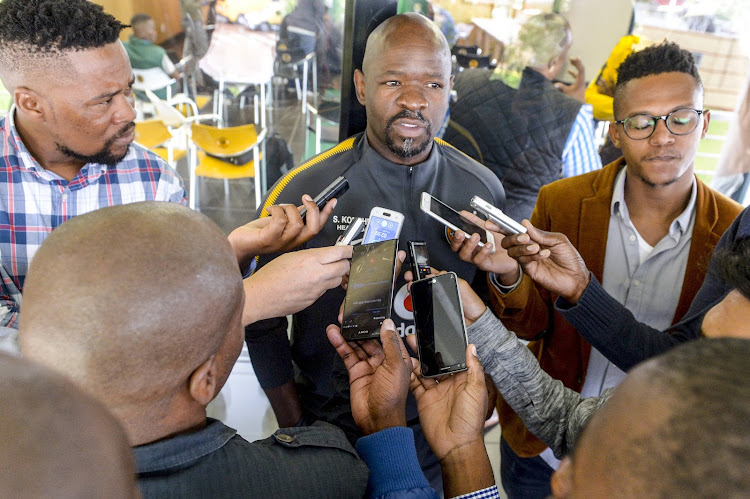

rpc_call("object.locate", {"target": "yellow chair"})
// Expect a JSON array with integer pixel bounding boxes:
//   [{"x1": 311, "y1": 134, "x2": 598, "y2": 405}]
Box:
[
  {"x1": 189, "y1": 121, "x2": 267, "y2": 210},
  {"x1": 134, "y1": 119, "x2": 188, "y2": 166}
]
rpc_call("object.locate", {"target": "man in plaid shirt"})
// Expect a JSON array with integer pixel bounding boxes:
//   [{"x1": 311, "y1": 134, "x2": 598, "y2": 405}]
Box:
[{"x1": 0, "y1": 0, "x2": 188, "y2": 331}]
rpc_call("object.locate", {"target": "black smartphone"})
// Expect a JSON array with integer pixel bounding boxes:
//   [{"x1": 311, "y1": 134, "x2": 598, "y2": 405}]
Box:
[
  {"x1": 299, "y1": 176, "x2": 349, "y2": 222},
  {"x1": 341, "y1": 239, "x2": 399, "y2": 341},
  {"x1": 420, "y1": 192, "x2": 493, "y2": 247},
  {"x1": 411, "y1": 272, "x2": 469, "y2": 377},
  {"x1": 408, "y1": 241, "x2": 431, "y2": 281}
]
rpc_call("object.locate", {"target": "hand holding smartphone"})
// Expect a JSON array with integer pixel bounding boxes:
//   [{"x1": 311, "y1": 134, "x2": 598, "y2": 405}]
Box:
[
  {"x1": 470, "y1": 196, "x2": 526, "y2": 235},
  {"x1": 411, "y1": 272, "x2": 469, "y2": 377},
  {"x1": 420, "y1": 193, "x2": 494, "y2": 248},
  {"x1": 299, "y1": 176, "x2": 349, "y2": 223}
]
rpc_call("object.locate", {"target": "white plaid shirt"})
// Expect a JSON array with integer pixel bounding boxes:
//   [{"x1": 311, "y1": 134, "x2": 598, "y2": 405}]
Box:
[{"x1": 0, "y1": 109, "x2": 187, "y2": 327}]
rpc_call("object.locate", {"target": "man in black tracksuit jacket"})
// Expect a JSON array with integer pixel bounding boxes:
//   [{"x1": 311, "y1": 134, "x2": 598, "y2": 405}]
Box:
[{"x1": 245, "y1": 14, "x2": 505, "y2": 491}]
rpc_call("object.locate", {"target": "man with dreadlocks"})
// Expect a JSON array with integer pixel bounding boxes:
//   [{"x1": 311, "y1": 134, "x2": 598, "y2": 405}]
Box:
[{"x1": 0, "y1": 0, "x2": 187, "y2": 331}]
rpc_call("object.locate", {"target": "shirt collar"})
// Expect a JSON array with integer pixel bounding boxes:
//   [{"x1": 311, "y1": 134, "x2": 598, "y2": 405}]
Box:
[
  {"x1": 133, "y1": 418, "x2": 237, "y2": 473},
  {"x1": 611, "y1": 164, "x2": 698, "y2": 237},
  {"x1": 5, "y1": 106, "x2": 45, "y2": 173}
]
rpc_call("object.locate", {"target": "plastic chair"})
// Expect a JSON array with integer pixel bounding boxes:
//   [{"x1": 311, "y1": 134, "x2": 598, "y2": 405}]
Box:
[
  {"x1": 188, "y1": 120, "x2": 267, "y2": 210},
  {"x1": 132, "y1": 67, "x2": 177, "y2": 104},
  {"x1": 133, "y1": 119, "x2": 187, "y2": 166}
]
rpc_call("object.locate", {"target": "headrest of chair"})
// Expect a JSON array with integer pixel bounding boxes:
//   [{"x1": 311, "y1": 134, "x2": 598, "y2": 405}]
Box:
[{"x1": 132, "y1": 67, "x2": 175, "y2": 92}]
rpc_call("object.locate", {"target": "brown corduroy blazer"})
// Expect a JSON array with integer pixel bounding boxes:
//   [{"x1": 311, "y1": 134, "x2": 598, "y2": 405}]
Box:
[{"x1": 490, "y1": 157, "x2": 742, "y2": 457}]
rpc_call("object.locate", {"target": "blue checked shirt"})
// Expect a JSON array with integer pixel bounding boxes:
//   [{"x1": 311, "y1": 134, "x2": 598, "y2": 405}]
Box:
[
  {"x1": 0, "y1": 109, "x2": 187, "y2": 327},
  {"x1": 561, "y1": 104, "x2": 602, "y2": 177}
]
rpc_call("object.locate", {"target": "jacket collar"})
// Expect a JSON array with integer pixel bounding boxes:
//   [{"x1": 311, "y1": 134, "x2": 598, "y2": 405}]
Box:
[{"x1": 579, "y1": 156, "x2": 725, "y2": 324}]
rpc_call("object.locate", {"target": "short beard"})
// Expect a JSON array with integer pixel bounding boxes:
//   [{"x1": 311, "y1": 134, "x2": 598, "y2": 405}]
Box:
[
  {"x1": 56, "y1": 122, "x2": 135, "y2": 166},
  {"x1": 384, "y1": 110, "x2": 432, "y2": 159}
]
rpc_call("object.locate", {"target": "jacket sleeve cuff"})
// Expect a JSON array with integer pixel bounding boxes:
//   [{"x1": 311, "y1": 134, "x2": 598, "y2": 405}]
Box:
[
  {"x1": 355, "y1": 427, "x2": 431, "y2": 496},
  {"x1": 555, "y1": 273, "x2": 621, "y2": 338}
]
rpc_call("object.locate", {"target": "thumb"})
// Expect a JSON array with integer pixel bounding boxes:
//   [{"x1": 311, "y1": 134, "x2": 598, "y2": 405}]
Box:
[
  {"x1": 465, "y1": 344, "x2": 486, "y2": 392},
  {"x1": 380, "y1": 319, "x2": 409, "y2": 365},
  {"x1": 522, "y1": 220, "x2": 557, "y2": 249}
]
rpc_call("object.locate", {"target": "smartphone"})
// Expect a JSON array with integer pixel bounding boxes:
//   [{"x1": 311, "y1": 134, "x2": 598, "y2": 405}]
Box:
[
  {"x1": 336, "y1": 217, "x2": 366, "y2": 246},
  {"x1": 411, "y1": 272, "x2": 469, "y2": 377},
  {"x1": 419, "y1": 192, "x2": 493, "y2": 247},
  {"x1": 470, "y1": 196, "x2": 527, "y2": 235},
  {"x1": 341, "y1": 239, "x2": 399, "y2": 341},
  {"x1": 408, "y1": 241, "x2": 431, "y2": 281},
  {"x1": 362, "y1": 207, "x2": 404, "y2": 244},
  {"x1": 299, "y1": 176, "x2": 349, "y2": 222}
]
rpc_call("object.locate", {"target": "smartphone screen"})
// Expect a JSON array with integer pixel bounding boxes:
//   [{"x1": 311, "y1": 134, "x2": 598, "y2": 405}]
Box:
[
  {"x1": 422, "y1": 194, "x2": 489, "y2": 245},
  {"x1": 411, "y1": 272, "x2": 468, "y2": 377},
  {"x1": 363, "y1": 214, "x2": 402, "y2": 244},
  {"x1": 341, "y1": 239, "x2": 399, "y2": 340}
]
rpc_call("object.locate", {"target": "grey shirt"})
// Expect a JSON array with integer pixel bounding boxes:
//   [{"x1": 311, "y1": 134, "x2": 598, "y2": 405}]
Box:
[
  {"x1": 134, "y1": 418, "x2": 368, "y2": 498},
  {"x1": 468, "y1": 308, "x2": 612, "y2": 458}
]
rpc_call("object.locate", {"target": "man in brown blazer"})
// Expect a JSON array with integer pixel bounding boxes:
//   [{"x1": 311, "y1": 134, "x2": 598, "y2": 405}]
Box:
[{"x1": 451, "y1": 42, "x2": 742, "y2": 498}]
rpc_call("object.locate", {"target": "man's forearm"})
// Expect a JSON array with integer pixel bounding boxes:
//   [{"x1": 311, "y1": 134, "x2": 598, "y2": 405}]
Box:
[
  {"x1": 265, "y1": 381, "x2": 303, "y2": 427},
  {"x1": 556, "y1": 276, "x2": 691, "y2": 371},
  {"x1": 468, "y1": 309, "x2": 589, "y2": 457},
  {"x1": 440, "y1": 441, "x2": 495, "y2": 498}
]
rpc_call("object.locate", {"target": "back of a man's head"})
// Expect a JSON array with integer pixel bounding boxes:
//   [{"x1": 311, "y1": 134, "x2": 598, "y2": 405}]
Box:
[
  {"x1": 130, "y1": 13, "x2": 153, "y2": 27},
  {"x1": 0, "y1": 353, "x2": 137, "y2": 498},
  {"x1": 613, "y1": 41, "x2": 702, "y2": 115},
  {"x1": 19, "y1": 202, "x2": 244, "y2": 414},
  {"x1": 516, "y1": 13, "x2": 572, "y2": 68},
  {"x1": 570, "y1": 338, "x2": 750, "y2": 497},
  {"x1": 0, "y1": 0, "x2": 123, "y2": 89}
]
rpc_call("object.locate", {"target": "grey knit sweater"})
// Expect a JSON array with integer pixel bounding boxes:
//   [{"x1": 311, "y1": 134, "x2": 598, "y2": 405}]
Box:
[{"x1": 467, "y1": 308, "x2": 613, "y2": 457}]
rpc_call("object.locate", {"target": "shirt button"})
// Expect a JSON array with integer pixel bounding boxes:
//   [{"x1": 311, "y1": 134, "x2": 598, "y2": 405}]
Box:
[
  {"x1": 629, "y1": 235, "x2": 636, "y2": 242},
  {"x1": 634, "y1": 280, "x2": 641, "y2": 286},
  {"x1": 275, "y1": 433, "x2": 295, "y2": 443}
]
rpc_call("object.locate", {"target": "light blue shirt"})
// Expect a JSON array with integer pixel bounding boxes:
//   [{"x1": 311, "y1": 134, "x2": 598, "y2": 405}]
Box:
[{"x1": 561, "y1": 104, "x2": 602, "y2": 178}]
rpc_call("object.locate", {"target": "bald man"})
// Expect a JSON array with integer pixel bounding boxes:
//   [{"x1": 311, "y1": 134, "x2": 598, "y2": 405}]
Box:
[
  {"x1": 244, "y1": 13, "x2": 505, "y2": 490},
  {"x1": 0, "y1": 0, "x2": 186, "y2": 333},
  {"x1": 551, "y1": 338, "x2": 750, "y2": 497},
  {"x1": 0, "y1": 0, "x2": 348, "y2": 346},
  {"x1": 0, "y1": 353, "x2": 137, "y2": 498},
  {"x1": 20, "y1": 202, "x2": 368, "y2": 497}
]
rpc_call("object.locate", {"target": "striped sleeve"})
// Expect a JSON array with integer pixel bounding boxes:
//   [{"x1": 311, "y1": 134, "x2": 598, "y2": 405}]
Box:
[{"x1": 561, "y1": 104, "x2": 602, "y2": 178}]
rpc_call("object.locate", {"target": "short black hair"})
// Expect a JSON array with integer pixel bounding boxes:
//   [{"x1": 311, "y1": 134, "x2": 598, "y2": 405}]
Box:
[
  {"x1": 711, "y1": 236, "x2": 750, "y2": 302},
  {"x1": 613, "y1": 42, "x2": 702, "y2": 116},
  {"x1": 616, "y1": 338, "x2": 750, "y2": 497},
  {"x1": 0, "y1": 0, "x2": 123, "y2": 55},
  {"x1": 130, "y1": 13, "x2": 153, "y2": 28}
]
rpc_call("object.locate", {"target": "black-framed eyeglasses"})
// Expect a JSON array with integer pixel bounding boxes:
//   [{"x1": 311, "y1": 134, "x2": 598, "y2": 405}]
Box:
[{"x1": 613, "y1": 108, "x2": 704, "y2": 140}]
